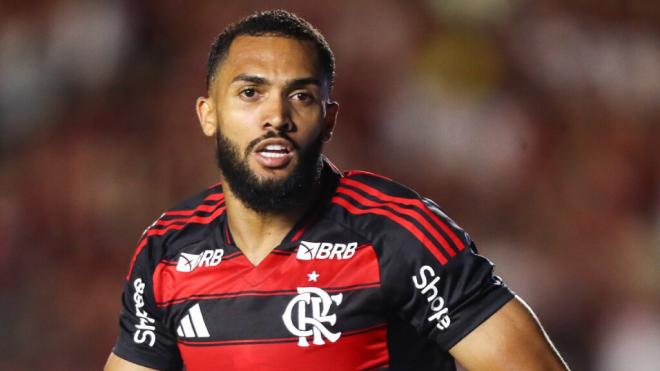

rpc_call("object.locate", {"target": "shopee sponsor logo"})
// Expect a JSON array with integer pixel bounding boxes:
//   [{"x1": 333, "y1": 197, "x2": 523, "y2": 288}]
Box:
[
  {"x1": 132, "y1": 278, "x2": 156, "y2": 346},
  {"x1": 412, "y1": 265, "x2": 451, "y2": 331}
]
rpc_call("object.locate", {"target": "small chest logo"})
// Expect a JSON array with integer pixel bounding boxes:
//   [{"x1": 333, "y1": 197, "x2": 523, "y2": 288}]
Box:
[
  {"x1": 176, "y1": 249, "x2": 224, "y2": 272},
  {"x1": 282, "y1": 287, "x2": 343, "y2": 347},
  {"x1": 176, "y1": 303, "x2": 210, "y2": 338},
  {"x1": 297, "y1": 241, "x2": 357, "y2": 260}
]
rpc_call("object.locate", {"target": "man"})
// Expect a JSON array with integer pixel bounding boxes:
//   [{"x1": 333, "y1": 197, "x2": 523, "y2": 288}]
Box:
[{"x1": 105, "y1": 10, "x2": 569, "y2": 371}]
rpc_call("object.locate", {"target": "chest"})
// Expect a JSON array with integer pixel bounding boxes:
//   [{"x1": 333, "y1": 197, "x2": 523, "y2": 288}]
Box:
[
  {"x1": 154, "y1": 237, "x2": 390, "y2": 369},
  {"x1": 156, "y1": 239, "x2": 385, "y2": 338}
]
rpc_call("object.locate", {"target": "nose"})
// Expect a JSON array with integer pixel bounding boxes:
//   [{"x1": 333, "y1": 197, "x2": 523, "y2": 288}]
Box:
[{"x1": 262, "y1": 95, "x2": 293, "y2": 132}]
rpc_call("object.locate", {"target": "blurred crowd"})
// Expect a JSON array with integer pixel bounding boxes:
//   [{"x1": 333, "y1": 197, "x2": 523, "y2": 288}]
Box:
[{"x1": 1, "y1": 0, "x2": 658, "y2": 370}]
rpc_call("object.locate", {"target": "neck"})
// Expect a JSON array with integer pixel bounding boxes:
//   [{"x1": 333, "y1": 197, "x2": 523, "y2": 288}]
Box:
[{"x1": 223, "y1": 181, "x2": 319, "y2": 266}]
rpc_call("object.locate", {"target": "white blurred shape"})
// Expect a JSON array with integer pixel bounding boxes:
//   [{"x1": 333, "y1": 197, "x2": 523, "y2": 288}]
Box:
[
  {"x1": 425, "y1": 0, "x2": 516, "y2": 24},
  {"x1": 381, "y1": 80, "x2": 535, "y2": 193},
  {"x1": 513, "y1": 16, "x2": 660, "y2": 116},
  {"x1": 47, "y1": 0, "x2": 131, "y2": 89},
  {"x1": 0, "y1": 20, "x2": 58, "y2": 145},
  {"x1": 595, "y1": 305, "x2": 660, "y2": 371}
]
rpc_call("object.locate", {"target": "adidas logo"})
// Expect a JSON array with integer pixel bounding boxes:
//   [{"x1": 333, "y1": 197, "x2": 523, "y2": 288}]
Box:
[
  {"x1": 176, "y1": 249, "x2": 224, "y2": 272},
  {"x1": 176, "y1": 303, "x2": 210, "y2": 338}
]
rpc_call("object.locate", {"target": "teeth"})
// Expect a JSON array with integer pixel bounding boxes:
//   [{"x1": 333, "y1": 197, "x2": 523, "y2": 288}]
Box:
[
  {"x1": 264, "y1": 144, "x2": 286, "y2": 151},
  {"x1": 260, "y1": 152, "x2": 287, "y2": 158}
]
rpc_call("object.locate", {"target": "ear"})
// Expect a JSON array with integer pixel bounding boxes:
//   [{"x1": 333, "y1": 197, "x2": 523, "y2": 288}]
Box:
[
  {"x1": 322, "y1": 100, "x2": 339, "y2": 142},
  {"x1": 196, "y1": 96, "x2": 217, "y2": 137}
]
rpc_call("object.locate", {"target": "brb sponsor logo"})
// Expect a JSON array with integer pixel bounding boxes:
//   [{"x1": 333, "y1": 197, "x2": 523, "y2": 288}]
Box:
[
  {"x1": 297, "y1": 241, "x2": 357, "y2": 260},
  {"x1": 132, "y1": 278, "x2": 156, "y2": 346},
  {"x1": 412, "y1": 265, "x2": 451, "y2": 331},
  {"x1": 176, "y1": 249, "x2": 223, "y2": 272},
  {"x1": 282, "y1": 287, "x2": 343, "y2": 347}
]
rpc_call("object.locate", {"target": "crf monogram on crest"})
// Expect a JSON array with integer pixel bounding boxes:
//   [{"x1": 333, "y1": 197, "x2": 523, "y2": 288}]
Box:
[{"x1": 282, "y1": 287, "x2": 343, "y2": 347}]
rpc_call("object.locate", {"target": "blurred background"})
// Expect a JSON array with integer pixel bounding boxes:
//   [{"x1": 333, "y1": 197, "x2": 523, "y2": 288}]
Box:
[{"x1": 1, "y1": 0, "x2": 659, "y2": 370}]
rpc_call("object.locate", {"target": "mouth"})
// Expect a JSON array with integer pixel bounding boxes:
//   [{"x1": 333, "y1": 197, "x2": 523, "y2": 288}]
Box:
[{"x1": 252, "y1": 138, "x2": 295, "y2": 169}]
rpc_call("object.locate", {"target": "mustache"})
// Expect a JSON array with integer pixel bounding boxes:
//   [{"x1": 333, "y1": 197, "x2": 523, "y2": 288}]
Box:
[{"x1": 244, "y1": 131, "x2": 298, "y2": 157}]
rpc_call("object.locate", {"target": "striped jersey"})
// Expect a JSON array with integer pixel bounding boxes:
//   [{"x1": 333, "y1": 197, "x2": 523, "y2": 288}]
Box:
[{"x1": 112, "y1": 160, "x2": 514, "y2": 370}]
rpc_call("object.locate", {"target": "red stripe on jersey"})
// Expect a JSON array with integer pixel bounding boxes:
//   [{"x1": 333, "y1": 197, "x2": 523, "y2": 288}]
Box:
[
  {"x1": 332, "y1": 196, "x2": 448, "y2": 265},
  {"x1": 152, "y1": 244, "x2": 380, "y2": 307},
  {"x1": 290, "y1": 216, "x2": 322, "y2": 242},
  {"x1": 290, "y1": 225, "x2": 307, "y2": 242},
  {"x1": 146, "y1": 206, "x2": 225, "y2": 237},
  {"x1": 124, "y1": 204, "x2": 226, "y2": 280},
  {"x1": 341, "y1": 178, "x2": 465, "y2": 251},
  {"x1": 343, "y1": 170, "x2": 392, "y2": 181},
  {"x1": 162, "y1": 194, "x2": 225, "y2": 217},
  {"x1": 337, "y1": 186, "x2": 456, "y2": 257},
  {"x1": 202, "y1": 192, "x2": 224, "y2": 201},
  {"x1": 178, "y1": 325, "x2": 388, "y2": 371},
  {"x1": 155, "y1": 202, "x2": 225, "y2": 228},
  {"x1": 179, "y1": 323, "x2": 385, "y2": 346},
  {"x1": 223, "y1": 221, "x2": 233, "y2": 244}
]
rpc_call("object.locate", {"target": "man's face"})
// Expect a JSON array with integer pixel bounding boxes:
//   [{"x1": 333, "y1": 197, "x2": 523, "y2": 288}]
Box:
[{"x1": 197, "y1": 35, "x2": 338, "y2": 213}]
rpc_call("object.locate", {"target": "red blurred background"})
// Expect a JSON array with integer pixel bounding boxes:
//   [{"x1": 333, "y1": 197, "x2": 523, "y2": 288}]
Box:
[{"x1": 1, "y1": 1, "x2": 659, "y2": 370}]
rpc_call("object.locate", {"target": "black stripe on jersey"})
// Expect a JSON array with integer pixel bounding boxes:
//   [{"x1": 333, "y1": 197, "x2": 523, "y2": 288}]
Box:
[
  {"x1": 126, "y1": 204, "x2": 226, "y2": 280},
  {"x1": 339, "y1": 174, "x2": 468, "y2": 253},
  {"x1": 421, "y1": 197, "x2": 470, "y2": 248},
  {"x1": 168, "y1": 287, "x2": 385, "y2": 344},
  {"x1": 336, "y1": 182, "x2": 462, "y2": 256},
  {"x1": 331, "y1": 193, "x2": 448, "y2": 265},
  {"x1": 152, "y1": 201, "x2": 226, "y2": 227},
  {"x1": 178, "y1": 323, "x2": 388, "y2": 347},
  {"x1": 332, "y1": 191, "x2": 459, "y2": 266},
  {"x1": 270, "y1": 250, "x2": 293, "y2": 256}
]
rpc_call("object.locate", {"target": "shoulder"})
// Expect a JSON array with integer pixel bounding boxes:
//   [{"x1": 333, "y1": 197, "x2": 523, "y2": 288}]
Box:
[
  {"x1": 329, "y1": 170, "x2": 469, "y2": 265},
  {"x1": 339, "y1": 170, "x2": 420, "y2": 199},
  {"x1": 124, "y1": 184, "x2": 225, "y2": 279},
  {"x1": 144, "y1": 183, "x2": 225, "y2": 243}
]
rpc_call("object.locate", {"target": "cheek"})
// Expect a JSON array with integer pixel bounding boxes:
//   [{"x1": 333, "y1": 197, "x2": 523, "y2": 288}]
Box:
[
  {"x1": 291, "y1": 107, "x2": 325, "y2": 138},
  {"x1": 217, "y1": 123, "x2": 252, "y2": 158}
]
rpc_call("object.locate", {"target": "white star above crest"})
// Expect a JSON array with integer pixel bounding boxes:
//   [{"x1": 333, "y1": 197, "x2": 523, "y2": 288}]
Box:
[{"x1": 307, "y1": 270, "x2": 320, "y2": 282}]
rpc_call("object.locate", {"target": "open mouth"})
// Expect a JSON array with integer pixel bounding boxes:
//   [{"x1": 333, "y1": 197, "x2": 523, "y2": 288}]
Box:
[
  {"x1": 253, "y1": 138, "x2": 295, "y2": 169},
  {"x1": 257, "y1": 144, "x2": 290, "y2": 158}
]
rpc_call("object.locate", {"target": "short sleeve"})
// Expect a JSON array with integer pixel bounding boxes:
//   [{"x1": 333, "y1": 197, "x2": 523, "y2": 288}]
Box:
[
  {"x1": 112, "y1": 238, "x2": 183, "y2": 370},
  {"x1": 378, "y1": 200, "x2": 514, "y2": 350}
]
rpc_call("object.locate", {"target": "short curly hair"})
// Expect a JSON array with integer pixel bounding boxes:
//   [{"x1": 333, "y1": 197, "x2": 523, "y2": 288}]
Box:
[{"x1": 206, "y1": 10, "x2": 335, "y2": 93}]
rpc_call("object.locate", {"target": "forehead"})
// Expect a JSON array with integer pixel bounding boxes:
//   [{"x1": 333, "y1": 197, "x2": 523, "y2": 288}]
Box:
[{"x1": 214, "y1": 35, "x2": 322, "y2": 86}]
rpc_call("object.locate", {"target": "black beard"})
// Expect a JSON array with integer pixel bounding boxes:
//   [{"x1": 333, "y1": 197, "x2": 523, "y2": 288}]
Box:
[{"x1": 215, "y1": 130, "x2": 324, "y2": 214}]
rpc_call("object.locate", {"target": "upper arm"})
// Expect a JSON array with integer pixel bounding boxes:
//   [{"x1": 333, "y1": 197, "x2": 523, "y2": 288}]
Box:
[
  {"x1": 376, "y1": 213, "x2": 514, "y2": 350},
  {"x1": 104, "y1": 353, "x2": 160, "y2": 371},
  {"x1": 110, "y1": 237, "x2": 183, "y2": 370},
  {"x1": 450, "y1": 296, "x2": 570, "y2": 371}
]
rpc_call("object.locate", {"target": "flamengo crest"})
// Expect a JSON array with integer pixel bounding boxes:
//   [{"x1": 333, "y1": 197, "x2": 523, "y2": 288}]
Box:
[{"x1": 282, "y1": 287, "x2": 343, "y2": 347}]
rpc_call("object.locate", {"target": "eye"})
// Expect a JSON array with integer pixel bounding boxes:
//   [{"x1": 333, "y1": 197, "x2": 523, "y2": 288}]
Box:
[
  {"x1": 291, "y1": 92, "x2": 314, "y2": 104},
  {"x1": 239, "y1": 88, "x2": 258, "y2": 100}
]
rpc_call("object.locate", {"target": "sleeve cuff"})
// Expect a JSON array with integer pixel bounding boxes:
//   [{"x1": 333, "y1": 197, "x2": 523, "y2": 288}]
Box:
[{"x1": 438, "y1": 285, "x2": 515, "y2": 350}]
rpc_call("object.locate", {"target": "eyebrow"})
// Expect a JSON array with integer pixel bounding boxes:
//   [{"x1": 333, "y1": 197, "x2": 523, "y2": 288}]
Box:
[
  {"x1": 230, "y1": 74, "x2": 322, "y2": 89},
  {"x1": 231, "y1": 74, "x2": 267, "y2": 85},
  {"x1": 288, "y1": 77, "x2": 322, "y2": 88}
]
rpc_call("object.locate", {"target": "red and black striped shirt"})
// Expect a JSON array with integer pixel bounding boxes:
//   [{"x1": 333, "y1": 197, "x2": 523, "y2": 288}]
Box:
[{"x1": 112, "y1": 159, "x2": 513, "y2": 370}]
